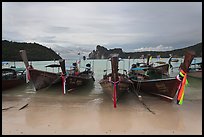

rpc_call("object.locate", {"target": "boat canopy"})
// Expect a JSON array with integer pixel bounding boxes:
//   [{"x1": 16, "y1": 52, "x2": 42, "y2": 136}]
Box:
[{"x1": 45, "y1": 64, "x2": 61, "y2": 68}]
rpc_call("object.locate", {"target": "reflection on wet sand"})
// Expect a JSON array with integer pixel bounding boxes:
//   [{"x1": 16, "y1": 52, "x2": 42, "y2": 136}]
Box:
[{"x1": 145, "y1": 101, "x2": 185, "y2": 131}]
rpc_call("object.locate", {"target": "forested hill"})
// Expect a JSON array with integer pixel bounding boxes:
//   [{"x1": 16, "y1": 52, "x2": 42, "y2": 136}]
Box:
[
  {"x1": 2, "y1": 40, "x2": 62, "y2": 61},
  {"x1": 88, "y1": 42, "x2": 202, "y2": 59}
]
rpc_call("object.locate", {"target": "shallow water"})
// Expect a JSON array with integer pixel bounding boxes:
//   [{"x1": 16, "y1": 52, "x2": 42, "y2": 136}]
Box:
[{"x1": 2, "y1": 58, "x2": 202, "y2": 135}]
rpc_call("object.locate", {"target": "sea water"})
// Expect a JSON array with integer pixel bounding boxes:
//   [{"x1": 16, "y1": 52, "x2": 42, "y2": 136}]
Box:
[{"x1": 2, "y1": 57, "x2": 202, "y2": 98}]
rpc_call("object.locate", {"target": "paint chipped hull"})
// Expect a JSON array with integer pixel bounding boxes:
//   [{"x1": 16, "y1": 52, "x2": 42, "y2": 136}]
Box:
[
  {"x1": 65, "y1": 73, "x2": 95, "y2": 90},
  {"x1": 2, "y1": 68, "x2": 26, "y2": 91},
  {"x1": 132, "y1": 77, "x2": 180, "y2": 100},
  {"x1": 29, "y1": 69, "x2": 61, "y2": 91},
  {"x1": 99, "y1": 75, "x2": 131, "y2": 101},
  {"x1": 2, "y1": 79, "x2": 25, "y2": 90}
]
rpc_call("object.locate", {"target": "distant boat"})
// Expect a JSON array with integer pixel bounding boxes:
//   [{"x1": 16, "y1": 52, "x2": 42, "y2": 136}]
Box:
[
  {"x1": 128, "y1": 51, "x2": 195, "y2": 101},
  {"x1": 188, "y1": 62, "x2": 202, "y2": 79},
  {"x1": 171, "y1": 58, "x2": 179, "y2": 62},
  {"x1": 2, "y1": 61, "x2": 9, "y2": 66},
  {"x1": 99, "y1": 55, "x2": 132, "y2": 108},
  {"x1": 2, "y1": 67, "x2": 26, "y2": 90},
  {"x1": 19, "y1": 50, "x2": 62, "y2": 91},
  {"x1": 59, "y1": 59, "x2": 95, "y2": 94},
  {"x1": 132, "y1": 54, "x2": 170, "y2": 76}
]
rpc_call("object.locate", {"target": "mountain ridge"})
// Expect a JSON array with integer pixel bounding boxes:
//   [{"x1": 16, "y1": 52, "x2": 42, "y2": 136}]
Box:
[{"x1": 88, "y1": 42, "x2": 202, "y2": 59}]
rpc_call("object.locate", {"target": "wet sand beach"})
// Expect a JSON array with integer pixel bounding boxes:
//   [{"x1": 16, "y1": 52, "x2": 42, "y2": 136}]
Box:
[{"x1": 2, "y1": 76, "x2": 202, "y2": 135}]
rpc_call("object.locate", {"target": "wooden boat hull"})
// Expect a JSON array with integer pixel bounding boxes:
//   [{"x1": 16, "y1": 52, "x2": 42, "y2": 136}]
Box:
[
  {"x1": 2, "y1": 68, "x2": 26, "y2": 91},
  {"x1": 100, "y1": 56, "x2": 132, "y2": 108},
  {"x1": 129, "y1": 51, "x2": 195, "y2": 103},
  {"x1": 19, "y1": 50, "x2": 62, "y2": 91},
  {"x1": 99, "y1": 77, "x2": 131, "y2": 101},
  {"x1": 131, "y1": 77, "x2": 180, "y2": 100},
  {"x1": 154, "y1": 64, "x2": 169, "y2": 74},
  {"x1": 2, "y1": 79, "x2": 25, "y2": 90},
  {"x1": 59, "y1": 59, "x2": 95, "y2": 93},
  {"x1": 65, "y1": 74, "x2": 94, "y2": 90},
  {"x1": 29, "y1": 69, "x2": 61, "y2": 91}
]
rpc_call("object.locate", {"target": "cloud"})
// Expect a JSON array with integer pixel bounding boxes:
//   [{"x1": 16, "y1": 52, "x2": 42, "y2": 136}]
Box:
[
  {"x1": 134, "y1": 44, "x2": 173, "y2": 52},
  {"x1": 44, "y1": 26, "x2": 70, "y2": 33},
  {"x1": 2, "y1": 2, "x2": 202, "y2": 56}
]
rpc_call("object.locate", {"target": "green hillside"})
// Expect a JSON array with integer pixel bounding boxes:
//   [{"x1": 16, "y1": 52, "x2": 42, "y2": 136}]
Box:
[{"x1": 2, "y1": 40, "x2": 62, "y2": 61}]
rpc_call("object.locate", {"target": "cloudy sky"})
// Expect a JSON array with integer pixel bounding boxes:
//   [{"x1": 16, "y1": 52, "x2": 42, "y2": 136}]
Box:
[{"x1": 2, "y1": 2, "x2": 202, "y2": 59}]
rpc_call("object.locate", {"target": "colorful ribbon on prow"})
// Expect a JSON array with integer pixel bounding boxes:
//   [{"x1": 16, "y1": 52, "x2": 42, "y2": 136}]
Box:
[{"x1": 176, "y1": 69, "x2": 188, "y2": 105}]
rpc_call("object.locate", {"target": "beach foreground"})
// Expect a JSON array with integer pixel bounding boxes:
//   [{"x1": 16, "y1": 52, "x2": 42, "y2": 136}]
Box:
[{"x1": 2, "y1": 77, "x2": 202, "y2": 135}]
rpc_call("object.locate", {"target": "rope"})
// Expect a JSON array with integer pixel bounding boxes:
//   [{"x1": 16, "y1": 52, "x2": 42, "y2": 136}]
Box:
[
  {"x1": 130, "y1": 81, "x2": 155, "y2": 115},
  {"x1": 136, "y1": 80, "x2": 141, "y2": 93}
]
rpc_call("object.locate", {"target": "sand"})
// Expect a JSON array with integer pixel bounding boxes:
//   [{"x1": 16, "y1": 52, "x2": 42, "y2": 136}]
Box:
[{"x1": 2, "y1": 77, "x2": 202, "y2": 135}]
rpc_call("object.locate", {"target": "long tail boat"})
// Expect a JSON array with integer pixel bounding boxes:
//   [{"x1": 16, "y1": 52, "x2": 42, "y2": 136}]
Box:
[
  {"x1": 133, "y1": 53, "x2": 172, "y2": 75},
  {"x1": 188, "y1": 61, "x2": 202, "y2": 79},
  {"x1": 99, "y1": 55, "x2": 132, "y2": 108},
  {"x1": 19, "y1": 50, "x2": 61, "y2": 91},
  {"x1": 59, "y1": 59, "x2": 95, "y2": 94},
  {"x1": 128, "y1": 51, "x2": 195, "y2": 102},
  {"x1": 2, "y1": 67, "x2": 26, "y2": 90}
]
